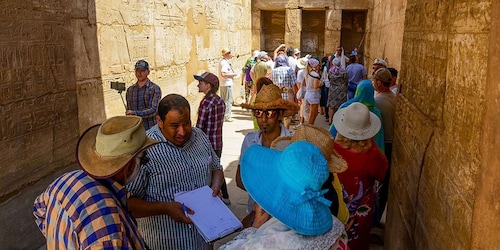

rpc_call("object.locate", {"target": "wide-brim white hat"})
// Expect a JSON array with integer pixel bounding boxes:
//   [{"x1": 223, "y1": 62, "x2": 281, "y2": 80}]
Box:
[
  {"x1": 297, "y1": 57, "x2": 308, "y2": 69},
  {"x1": 333, "y1": 102, "x2": 381, "y2": 141}
]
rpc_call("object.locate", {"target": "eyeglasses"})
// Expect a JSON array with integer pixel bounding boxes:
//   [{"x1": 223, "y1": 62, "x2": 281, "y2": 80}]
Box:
[{"x1": 253, "y1": 110, "x2": 279, "y2": 118}]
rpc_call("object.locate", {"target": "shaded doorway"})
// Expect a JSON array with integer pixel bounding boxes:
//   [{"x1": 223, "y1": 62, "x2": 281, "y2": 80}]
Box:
[
  {"x1": 341, "y1": 10, "x2": 367, "y2": 64},
  {"x1": 301, "y1": 10, "x2": 325, "y2": 57},
  {"x1": 261, "y1": 11, "x2": 285, "y2": 53}
]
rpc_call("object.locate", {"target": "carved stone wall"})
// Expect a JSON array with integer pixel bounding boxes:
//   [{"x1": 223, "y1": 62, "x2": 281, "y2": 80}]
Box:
[
  {"x1": 378, "y1": 0, "x2": 499, "y2": 248},
  {"x1": 0, "y1": 0, "x2": 79, "y2": 207},
  {"x1": 0, "y1": 0, "x2": 81, "y2": 248},
  {"x1": 365, "y1": 0, "x2": 406, "y2": 69},
  {"x1": 93, "y1": 0, "x2": 252, "y2": 124}
]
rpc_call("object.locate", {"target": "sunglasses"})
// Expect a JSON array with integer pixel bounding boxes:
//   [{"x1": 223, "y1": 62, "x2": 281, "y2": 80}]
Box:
[{"x1": 253, "y1": 109, "x2": 279, "y2": 118}]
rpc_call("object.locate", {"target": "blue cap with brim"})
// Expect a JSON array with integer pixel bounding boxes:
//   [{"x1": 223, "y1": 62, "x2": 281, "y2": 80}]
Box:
[{"x1": 135, "y1": 60, "x2": 149, "y2": 70}]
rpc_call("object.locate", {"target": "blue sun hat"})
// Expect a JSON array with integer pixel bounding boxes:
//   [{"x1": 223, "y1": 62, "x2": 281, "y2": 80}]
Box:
[{"x1": 241, "y1": 141, "x2": 333, "y2": 236}]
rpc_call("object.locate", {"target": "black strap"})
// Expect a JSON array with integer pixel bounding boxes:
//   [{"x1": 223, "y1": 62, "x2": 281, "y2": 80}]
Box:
[{"x1": 308, "y1": 72, "x2": 321, "y2": 80}]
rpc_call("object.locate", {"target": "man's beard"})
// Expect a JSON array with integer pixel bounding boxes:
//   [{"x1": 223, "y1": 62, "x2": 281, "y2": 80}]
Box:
[{"x1": 262, "y1": 128, "x2": 267, "y2": 133}]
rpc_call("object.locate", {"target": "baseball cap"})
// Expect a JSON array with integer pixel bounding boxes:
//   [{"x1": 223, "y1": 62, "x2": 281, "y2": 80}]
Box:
[
  {"x1": 373, "y1": 58, "x2": 387, "y2": 67},
  {"x1": 194, "y1": 72, "x2": 219, "y2": 85},
  {"x1": 371, "y1": 68, "x2": 392, "y2": 83},
  {"x1": 252, "y1": 50, "x2": 260, "y2": 59},
  {"x1": 294, "y1": 48, "x2": 301, "y2": 54},
  {"x1": 134, "y1": 60, "x2": 149, "y2": 70},
  {"x1": 258, "y1": 51, "x2": 268, "y2": 60}
]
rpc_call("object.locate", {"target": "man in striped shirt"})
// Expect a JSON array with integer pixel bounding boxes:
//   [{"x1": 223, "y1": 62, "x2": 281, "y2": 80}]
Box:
[
  {"x1": 33, "y1": 115, "x2": 159, "y2": 249},
  {"x1": 127, "y1": 94, "x2": 225, "y2": 249},
  {"x1": 126, "y1": 59, "x2": 162, "y2": 130}
]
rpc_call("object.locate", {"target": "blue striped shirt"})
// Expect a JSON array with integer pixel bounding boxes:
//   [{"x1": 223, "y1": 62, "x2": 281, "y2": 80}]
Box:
[
  {"x1": 33, "y1": 170, "x2": 145, "y2": 249},
  {"x1": 126, "y1": 126, "x2": 222, "y2": 249},
  {"x1": 126, "y1": 79, "x2": 162, "y2": 130}
]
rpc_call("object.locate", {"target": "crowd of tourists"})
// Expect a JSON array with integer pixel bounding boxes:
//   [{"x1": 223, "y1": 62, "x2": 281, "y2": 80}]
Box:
[{"x1": 33, "y1": 45, "x2": 398, "y2": 249}]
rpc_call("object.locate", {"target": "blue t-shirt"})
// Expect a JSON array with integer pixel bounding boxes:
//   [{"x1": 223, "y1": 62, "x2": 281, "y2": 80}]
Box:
[{"x1": 346, "y1": 63, "x2": 367, "y2": 84}]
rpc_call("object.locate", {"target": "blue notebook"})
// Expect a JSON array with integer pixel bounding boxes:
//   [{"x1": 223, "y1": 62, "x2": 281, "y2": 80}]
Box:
[{"x1": 174, "y1": 185, "x2": 243, "y2": 242}]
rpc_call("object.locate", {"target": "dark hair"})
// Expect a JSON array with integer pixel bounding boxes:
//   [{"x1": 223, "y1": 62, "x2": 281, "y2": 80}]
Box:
[
  {"x1": 381, "y1": 80, "x2": 391, "y2": 87},
  {"x1": 286, "y1": 48, "x2": 294, "y2": 56},
  {"x1": 349, "y1": 55, "x2": 357, "y2": 62},
  {"x1": 387, "y1": 67, "x2": 398, "y2": 77},
  {"x1": 320, "y1": 57, "x2": 329, "y2": 74},
  {"x1": 256, "y1": 77, "x2": 274, "y2": 93},
  {"x1": 158, "y1": 94, "x2": 191, "y2": 122},
  {"x1": 205, "y1": 80, "x2": 220, "y2": 97},
  {"x1": 321, "y1": 56, "x2": 328, "y2": 64}
]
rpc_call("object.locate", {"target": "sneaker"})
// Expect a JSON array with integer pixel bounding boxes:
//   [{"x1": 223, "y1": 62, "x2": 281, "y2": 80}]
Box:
[
  {"x1": 221, "y1": 197, "x2": 231, "y2": 205},
  {"x1": 224, "y1": 118, "x2": 234, "y2": 122}
]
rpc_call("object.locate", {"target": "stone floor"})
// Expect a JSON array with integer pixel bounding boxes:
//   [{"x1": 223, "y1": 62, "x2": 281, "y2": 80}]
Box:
[{"x1": 212, "y1": 105, "x2": 385, "y2": 249}]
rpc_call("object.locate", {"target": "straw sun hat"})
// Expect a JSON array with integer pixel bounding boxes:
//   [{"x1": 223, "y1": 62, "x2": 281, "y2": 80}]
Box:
[
  {"x1": 241, "y1": 141, "x2": 333, "y2": 236},
  {"x1": 76, "y1": 116, "x2": 160, "y2": 178},
  {"x1": 241, "y1": 84, "x2": 299, "y2": 113},
  {"x1": 221, "y1": 48, "x2": 231, "y2": 56},
  {"x1": 271, "y1": 124, "x2": 347, "y2": 173},
  {"x1": 333, "y1": 102, "x2": 381, "y2": 141}
]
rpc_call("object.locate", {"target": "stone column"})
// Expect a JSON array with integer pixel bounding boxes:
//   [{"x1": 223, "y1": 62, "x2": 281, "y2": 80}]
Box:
[
  {"x1": 285, "y1": 8, "x2": 301, "y2": 50},
  {"x1": 251, "y1": 8, "x2": 262, "y2": 50},
  {"x1": 472, "y1": 0, "x2": 500, "y2": 248},
  {"x1": 325, "y1": 8, "x2": 341, "y2": 55}
]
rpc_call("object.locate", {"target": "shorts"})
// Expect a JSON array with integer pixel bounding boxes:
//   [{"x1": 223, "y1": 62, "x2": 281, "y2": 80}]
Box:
[{"x1": 304, "y1": 91, "x2": 321, "y2": 105}]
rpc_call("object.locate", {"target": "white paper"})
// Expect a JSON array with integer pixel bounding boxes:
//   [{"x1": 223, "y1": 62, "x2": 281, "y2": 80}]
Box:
[{"x1": 174, "y1": 185, "x2": 242, "y2": 242}]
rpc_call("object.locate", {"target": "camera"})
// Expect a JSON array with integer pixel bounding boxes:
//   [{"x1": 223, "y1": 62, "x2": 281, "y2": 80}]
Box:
[
  {"x1": 110, "y1": 81, "x2": 126, "y2": 92},
  {"x1": 110, "y1": 81, "x2": 127, "y2": 109}
]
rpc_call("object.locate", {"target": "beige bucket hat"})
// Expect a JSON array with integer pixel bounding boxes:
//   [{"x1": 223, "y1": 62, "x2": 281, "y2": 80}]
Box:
[
  {"x1": 76, "y1": 116, "x2": 160, "y2": 178},
  {"x1": 271, "y1": 124, "x2": 347, "y2": 173}
]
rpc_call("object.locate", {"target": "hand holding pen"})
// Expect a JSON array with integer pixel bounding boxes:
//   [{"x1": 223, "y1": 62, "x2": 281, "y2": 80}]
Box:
[{"x1": 182, "y1": 203, "x2": 193, "y2": 228}]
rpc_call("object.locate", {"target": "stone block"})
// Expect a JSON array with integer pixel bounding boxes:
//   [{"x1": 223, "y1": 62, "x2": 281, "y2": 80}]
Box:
[
  {"x1": 385, "y1": 190, "x2": 413, "y2": 249},
  {"x1": 0, "y1": 127, "x2": 53, "y2": 198},
  {"x1": 471, "y1": 2, "x2": 500, "y2": 247},
  {"x1": 76, "y1": 80, "x2": 107, "y2": 132},
  {"x1": 390, "y1": 96, "x2": 437, "y2": 241},
  {"x1": 404, "y1": 1, "x2": 449, "y2": 32},
  {"x1": 400, "y1": 32, "x2": 447, "y2": 121},
  {"x1": 335, "y1": 0, "x2": 370, "y2": 10},
  {"x1": 449, "y1": 0, "x2": 491, "y2": 33},
  {"x1": 72, "y1": 20, "x2": 100, "y2": 81}
]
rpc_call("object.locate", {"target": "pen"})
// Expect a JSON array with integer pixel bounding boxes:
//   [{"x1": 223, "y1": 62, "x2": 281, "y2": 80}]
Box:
[{"x1": 182, "y1": 203, "x2": 192, "y2": 229}]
